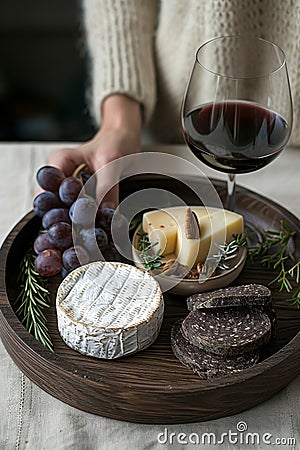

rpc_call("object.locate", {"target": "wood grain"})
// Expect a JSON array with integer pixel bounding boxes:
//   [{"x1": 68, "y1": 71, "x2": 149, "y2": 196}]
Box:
[{"x1": 0, "y1": 176, "x2": 300, "y2": 424}]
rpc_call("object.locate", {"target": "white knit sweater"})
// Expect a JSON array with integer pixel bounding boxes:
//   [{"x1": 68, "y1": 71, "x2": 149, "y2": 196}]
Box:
[{"x1": 83, "y1": 0, "x2": 300, "y2": 146}]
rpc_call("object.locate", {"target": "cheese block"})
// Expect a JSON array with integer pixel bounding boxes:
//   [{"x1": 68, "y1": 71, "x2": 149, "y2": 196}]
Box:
[
  {"x1": 56, "y1": 261, "x2": 164, "y2": 359},
  {"x1": 142, "y1": 209, "x2": 178, "y2": 255},
  {"x1": 142, "y1": 206, "x2": 210, "y2": 256},
  {"x1": 142, "y1": 206, "x2": 243, "y2": 268},
  {"x1": 194, "y1": 208, "x2": 244, "y2": 264}
]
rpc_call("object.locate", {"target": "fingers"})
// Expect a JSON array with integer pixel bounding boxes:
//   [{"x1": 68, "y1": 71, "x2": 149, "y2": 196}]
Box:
[
  {"x1": 47, "y1": 147, "x2": 120, "y2": 208},
  {"x1": 45, "y1": 142, "x2": 127, "y2": 209},
  {"x1": 48, "y1": 147, "x2": 86, "y2": 177},
  {"x1": 33, "y1": 147, "x2": 85, "y2": 201}
]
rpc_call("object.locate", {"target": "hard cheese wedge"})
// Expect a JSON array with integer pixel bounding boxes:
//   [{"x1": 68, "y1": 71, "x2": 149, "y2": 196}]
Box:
[
  {"x1": 194, "y1": 207, "x2": 244, "y2": 264},
  {"x1": 142, "y1": 206, "x2": 243, "y2": 268},
  {"x1": 142, "y1": 209, "x2": 178, "y2": 255},
  {"x1": 142, "y1": 206, "x2": 210, "y2": 257}
]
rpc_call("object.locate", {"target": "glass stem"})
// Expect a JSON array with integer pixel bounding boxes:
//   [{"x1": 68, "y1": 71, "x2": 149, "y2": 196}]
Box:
[{"x1": 226, "y1": 173, "x2": 236, "y2": 211}]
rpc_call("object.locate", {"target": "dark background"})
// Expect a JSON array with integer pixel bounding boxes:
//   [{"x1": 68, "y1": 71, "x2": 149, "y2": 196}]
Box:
[{"x1": 0, "y1": 0, "x2": 96, "y2": 141}]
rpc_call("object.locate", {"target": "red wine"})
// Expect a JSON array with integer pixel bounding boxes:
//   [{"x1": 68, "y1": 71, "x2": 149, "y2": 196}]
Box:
[{"x1": 183, "y1": 101, "x2": 289, "y2": 173}]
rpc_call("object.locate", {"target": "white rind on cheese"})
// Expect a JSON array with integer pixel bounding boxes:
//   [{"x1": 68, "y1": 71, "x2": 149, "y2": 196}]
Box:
[{"x1": 56, "y1": 261, "x2": 164, "y2": 359}]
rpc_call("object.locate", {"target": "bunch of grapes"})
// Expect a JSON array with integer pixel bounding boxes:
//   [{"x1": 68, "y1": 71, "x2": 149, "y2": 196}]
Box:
[{"x1": 33, "y1": 165, "x2": 120, "y2": 278}]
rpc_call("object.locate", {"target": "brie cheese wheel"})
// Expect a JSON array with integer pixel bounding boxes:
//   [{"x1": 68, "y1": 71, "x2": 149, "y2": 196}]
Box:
[{"x1": 56, "y1": 261, "x2": 164, "y2": 359}]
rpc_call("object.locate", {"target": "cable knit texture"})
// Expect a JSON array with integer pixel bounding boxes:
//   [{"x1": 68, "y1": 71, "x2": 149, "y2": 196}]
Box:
[
  {"x1": 83, "y1": 0, "x2": 300, "y2": 146},
  {"x1": 83, "y1": 0, "x2": 158, "y2": 124}
]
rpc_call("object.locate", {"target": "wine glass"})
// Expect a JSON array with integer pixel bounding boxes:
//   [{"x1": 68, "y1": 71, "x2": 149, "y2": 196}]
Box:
[{"x1": 181, "y1": 35, "x2": 293, "y2": 211}]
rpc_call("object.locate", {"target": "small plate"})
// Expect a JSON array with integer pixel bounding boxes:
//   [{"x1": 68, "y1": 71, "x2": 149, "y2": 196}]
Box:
[{"x1": 132, "y1": 225, "x2": 247, "y2": 296}]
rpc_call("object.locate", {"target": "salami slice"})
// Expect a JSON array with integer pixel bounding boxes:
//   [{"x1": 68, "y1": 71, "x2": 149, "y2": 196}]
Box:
[
  {"x1": 181, "y1": 307, "x2": 271, "y2": 356},
  {"x1": 187, "y1": 284, "x2": 272, "y2": 311},
  {"x1": 171, "y1": 321, "x2": 260, "y2": 379}
]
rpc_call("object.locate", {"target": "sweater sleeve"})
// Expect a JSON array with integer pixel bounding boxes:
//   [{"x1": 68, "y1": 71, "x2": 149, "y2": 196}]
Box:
[{"x1": 82, "y1": 0, "x2": 158, "y2": 125}]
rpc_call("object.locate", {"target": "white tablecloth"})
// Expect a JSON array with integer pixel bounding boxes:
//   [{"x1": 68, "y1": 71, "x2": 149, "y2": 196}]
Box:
[{"x1": 0, "y1": 143, "x2": 299, "y2": 450}]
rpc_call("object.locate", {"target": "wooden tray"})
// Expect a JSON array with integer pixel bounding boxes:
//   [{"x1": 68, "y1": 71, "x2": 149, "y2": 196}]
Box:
[{"x1": 1, "y1": 175, "x2": 300, "y2": 424}]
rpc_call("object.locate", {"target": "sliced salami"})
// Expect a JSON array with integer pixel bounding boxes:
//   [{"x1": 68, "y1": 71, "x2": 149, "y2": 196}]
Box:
[
  {"x1": 171, "y1": 321, "x2": 260, "y2": 379},
  {"x1": 187, "y1": 284, "x2": 272, "y2": 311},
  {"x1": 181, "y1": 307, "x2": 271, "y2": 356}
]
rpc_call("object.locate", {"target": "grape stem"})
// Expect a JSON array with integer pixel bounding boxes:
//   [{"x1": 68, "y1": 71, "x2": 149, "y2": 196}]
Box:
[{"x1": 72, "y1": 163, "x2": 87, "y2": 179}]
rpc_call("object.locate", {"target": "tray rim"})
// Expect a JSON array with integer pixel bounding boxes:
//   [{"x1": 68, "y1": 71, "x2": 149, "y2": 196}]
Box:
[{"x1": 1, "y1": 177, "x2": 300, "y2": 421}]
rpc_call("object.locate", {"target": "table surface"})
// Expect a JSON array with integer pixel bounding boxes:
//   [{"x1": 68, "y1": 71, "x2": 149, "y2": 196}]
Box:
[{"x1": 0, "y1": 143, "x2": 299, "y2": 450}]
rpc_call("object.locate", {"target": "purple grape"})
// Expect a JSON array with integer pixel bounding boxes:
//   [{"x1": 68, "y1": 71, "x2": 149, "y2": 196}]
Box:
[
  {"x1": 97, "y1": 207, "x2": 115, "y2": 228},
  {"x1": 33, "y1": 232, "x2": 56, "y2": 254},
  {"x1": 36, "y1": 166, "x2": 65, "y2": 193},
  {"x1": 61, "y1": 267, "x2": 70, "y2": 278},
  {"x1": 101, "y1": 244, "x2": 122, "y2": 262},
  {"x1": 62, "y1": 246, "x2": 89, "y2": 271},
  {"x1": 35, "y1": 249, "x2": 62, "y2": 277},
  {"x1": 42, "y1": 208, "x2": 71, "y2": 229},
  {"x1": 80, "y1": 228, "x2": 108, "y2": 256},
  {"x1": 48, "y1": 221, "x2": 73, "y2": 251},
  {"x1": 33, "y1": 192, "x2": 63, "y2": 218},
  {"x1": 96, "y1": 207, "x2": 115, "y2": 240},
  {"x1": 69, "y1": 197, "x2": 98, "y2": 227},
  {"x1": 80, "y1": 172, "x2": 96, "y2": 198},
  {"x1": 59, "y1": 177, "x2": 83, "y2": 206}
]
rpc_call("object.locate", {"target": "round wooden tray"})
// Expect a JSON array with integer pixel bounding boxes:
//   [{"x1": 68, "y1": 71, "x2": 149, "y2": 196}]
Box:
[{"x1": 1, "y1": 175, "x2": 300, "y2": 424}]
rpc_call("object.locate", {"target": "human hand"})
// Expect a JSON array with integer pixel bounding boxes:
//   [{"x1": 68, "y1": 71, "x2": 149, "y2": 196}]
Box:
[{"x1": 48, "y1": 95, "x2": 142, "y2": 207}]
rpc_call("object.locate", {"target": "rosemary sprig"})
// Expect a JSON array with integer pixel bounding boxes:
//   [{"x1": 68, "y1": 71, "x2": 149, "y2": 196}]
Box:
[
  {"x1": 249, "y1": 220, "x2": 296, "y2": 267},
  {"x1": 248, "y1": 220, "x2": 300, "y2": 307},
  {"x1": 232, "y1": 231, "x2": 251, "y2": 247},
  {"x1": 129, "y1": 212, "x2": 144, "y2": 232},
  {"x1": 15, "y1": 248, "x2": 54, "y2": 351},
  {"x1": 214, "y1": 232, "x2": 249, "y2": 271},
  {"x1": 267, "y1": 260, "x2": 300, "y2": 307},
  {"x1": 287, "y1": 285, "x2": 300, "y2": 307},
  {"x1": 215, "y1": 240, "x2": 240, "y2": 270},
  {"x1": 137, "y1": 229, "x2": 165, "y2": 271}
]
